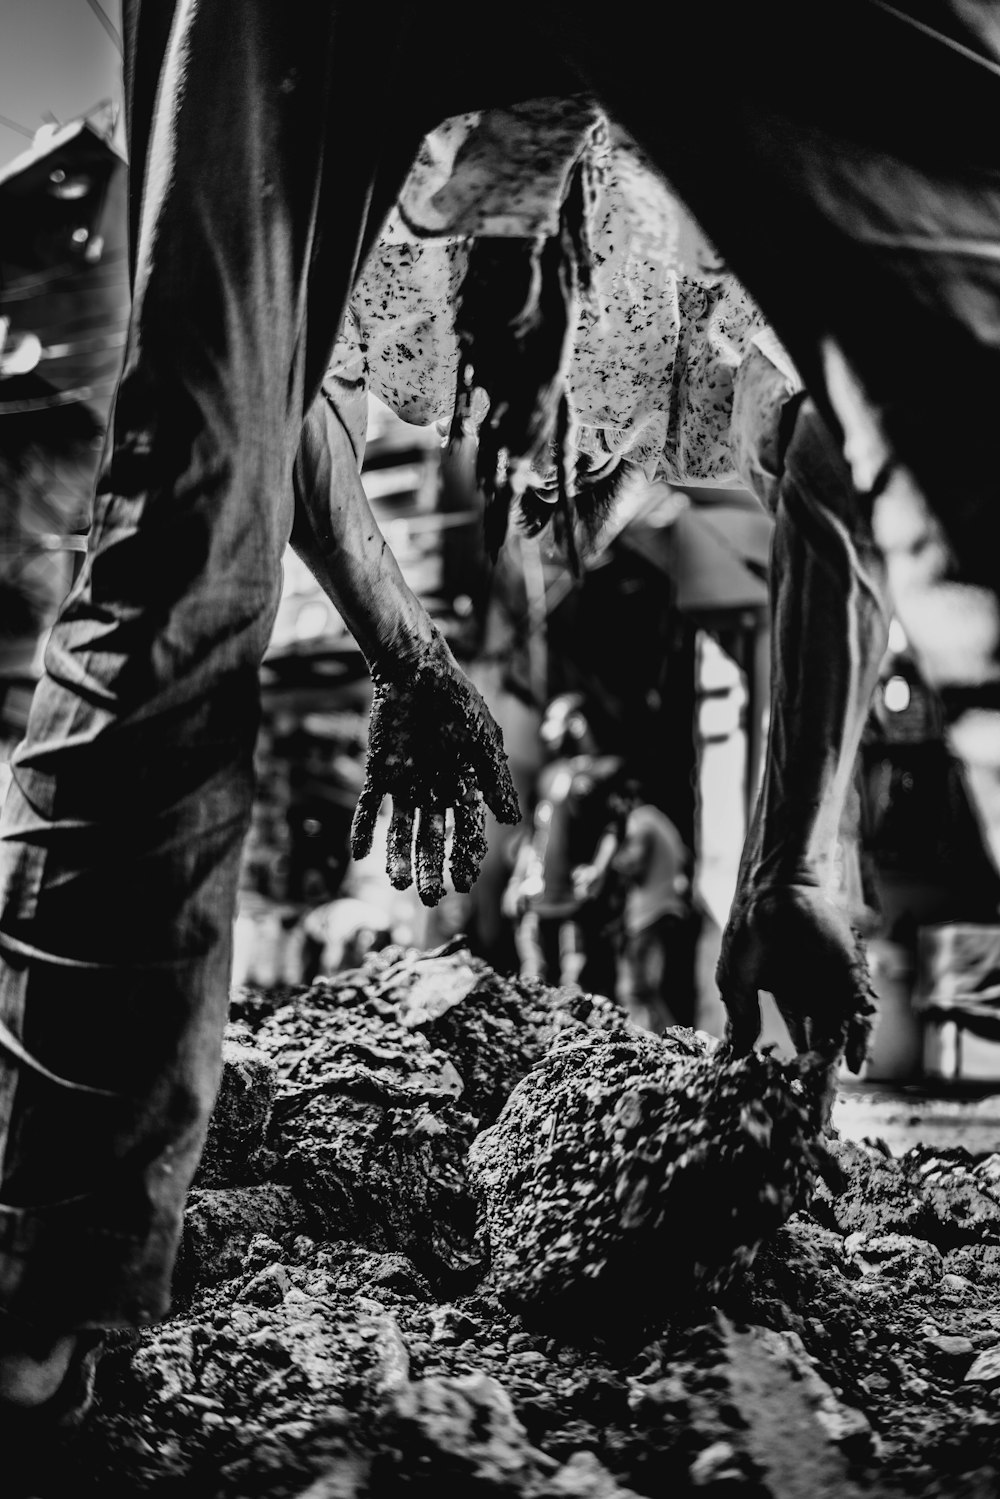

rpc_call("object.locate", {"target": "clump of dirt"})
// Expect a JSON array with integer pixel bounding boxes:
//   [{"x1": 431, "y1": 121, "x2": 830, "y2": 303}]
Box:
[
  {"x1": 23, "y1": 947, "x2": 1000, "y2": 1498},
  {"x1": 468, "y1": 1023, "x2": 831, "y2": 1337}
]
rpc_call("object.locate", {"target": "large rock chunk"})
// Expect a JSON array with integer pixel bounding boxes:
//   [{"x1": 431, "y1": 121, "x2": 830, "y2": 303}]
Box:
[
  {"x1": 253, "y1": 979, "x2": 479, "y2": 1285},
  {"x1": 196, "y1": 1039, "x2": 278, "y2": 1187},
  {"x1": 90, "y1": 1288, "x2": 405, "y2": 1497},
  {"x1": 391, "y1": 950, "x2": 629, "y2": 1127},
  {"x1": 823, "y1": 1138, "x2": 932, "y2": 1240},
  {"x1": 174, "y1": 1185, "x2": 309, "y2": 1297},
  {"x1": 469, "y1": 1026, "x2": 826, "y2": 1336},
  {"x1": 368, "y1": 1373, "x2": 542, "y2": 1494}
]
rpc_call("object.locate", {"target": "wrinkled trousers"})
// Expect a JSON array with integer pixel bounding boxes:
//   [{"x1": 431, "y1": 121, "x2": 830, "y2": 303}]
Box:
[{"x1": 4, "y1": 0, "x2": 1000, "y2": 1329}]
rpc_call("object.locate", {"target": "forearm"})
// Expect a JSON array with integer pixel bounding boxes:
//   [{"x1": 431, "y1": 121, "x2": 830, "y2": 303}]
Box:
[
  {"x1": 737, "y1": 403, "x2": 890, "y2": 898},
  {"x1": 290, "y1": 387, "x2": 443, "y2": 676},
  {"x1": 591, "y1": 830, "x2": 619, "y2": 875}
]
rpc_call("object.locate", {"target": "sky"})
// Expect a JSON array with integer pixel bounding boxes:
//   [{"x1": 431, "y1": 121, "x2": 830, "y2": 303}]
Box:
[{"x1": 0, "y1": 0, "x2": 124, "y2": 171}]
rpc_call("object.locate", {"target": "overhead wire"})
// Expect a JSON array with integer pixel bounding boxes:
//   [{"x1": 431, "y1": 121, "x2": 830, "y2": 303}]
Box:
[
  {"x1": 0, "y1": 113, "x2": 34, "y2": 141},
  {"x1": 83, "y1": 0, "x2": 123, "y2": 55}
]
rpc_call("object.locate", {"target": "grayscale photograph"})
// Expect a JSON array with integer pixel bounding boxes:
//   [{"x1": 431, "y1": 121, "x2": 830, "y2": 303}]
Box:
[{"x1": 1, "y1": 2, "x2": 999, "y2": 1494}]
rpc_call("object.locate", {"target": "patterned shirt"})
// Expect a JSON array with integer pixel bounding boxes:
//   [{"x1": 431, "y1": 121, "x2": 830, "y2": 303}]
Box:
[{"x1": 327, "y1": 96, "x2": 801, "y2": 496}]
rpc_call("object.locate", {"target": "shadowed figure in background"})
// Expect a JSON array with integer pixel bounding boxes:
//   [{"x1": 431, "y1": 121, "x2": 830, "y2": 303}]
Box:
[{"x1": 504, "y1": 694, "x2": 624, "y2": 998}]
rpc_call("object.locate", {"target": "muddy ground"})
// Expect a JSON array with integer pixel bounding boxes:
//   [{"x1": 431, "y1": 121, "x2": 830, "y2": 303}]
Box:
[{"x1": 27, "y1": 945, "x2": 1000, "y2": 1498}]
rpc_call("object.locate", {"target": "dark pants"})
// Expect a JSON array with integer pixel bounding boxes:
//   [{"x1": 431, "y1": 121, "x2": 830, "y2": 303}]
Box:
[
  {"x1": 621, "y1": 915, "x2": 698, "y2": 1035},
  {"x1": 3, "y1": 0, "x2": 1000, "y2": 1329}
]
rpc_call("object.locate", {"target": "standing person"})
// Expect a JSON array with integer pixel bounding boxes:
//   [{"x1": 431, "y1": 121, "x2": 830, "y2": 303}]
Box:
[
  {"x1": 572, "y1": 783, "x2": 696, "y2": 1034},
  {"x1": 503, "y1": 694, "x2": 624, "y2": 996},
  {"x1": 611, "y1": 793, "x2": 697, "y2": 1035}
]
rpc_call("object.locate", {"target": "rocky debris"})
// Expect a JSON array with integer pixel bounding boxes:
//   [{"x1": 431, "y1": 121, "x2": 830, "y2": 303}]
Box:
[
  {"x1": 90, "y1": 1282, "x2": 403, "y2": 1497},
  {"x1": 174, "y1": 1184, "x2": 310, "y2": 1298},
  {"x1": 251, "y1": 972, "x2": 478, "y2": 1286},
  {"x1": 394, "y1": 950, "x2": 629, "y2": 1127},
  {"x1": 825, "y1": 1138, "x2": 933, "y2": 1240},
  {"x1": 716, "y1": 1316, "x2": 877, "y2": 1491},
  {"x1": 844, "y1": 1232, "x2": 945, "y2": 1289},
  {"x1": 195, "y1": 1038, "x2": 279, "y2": 1187},
  {"x1": 368, "y1": 1372, "x2": 547, "y2": 1493},
  {"x1": 965, "y1": 1346, "x2": 1000, "y2": 1385},
  {"x1": 31, "y1": 948, "x2": 1000, "y2": 1497},
  {"x1": 469, "y1": 1024, "x2": 828, "y2": 1335}
]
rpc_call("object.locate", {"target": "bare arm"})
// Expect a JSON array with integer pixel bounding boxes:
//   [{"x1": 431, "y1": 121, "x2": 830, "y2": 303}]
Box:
[{"x1": 290, "y1": 380, "x2": 519, "y2": 904}]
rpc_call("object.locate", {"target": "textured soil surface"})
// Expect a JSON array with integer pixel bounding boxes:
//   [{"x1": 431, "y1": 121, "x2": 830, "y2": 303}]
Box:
[{"x1": 22, "y1": 944, "x2": 1000, "y2": 1498}]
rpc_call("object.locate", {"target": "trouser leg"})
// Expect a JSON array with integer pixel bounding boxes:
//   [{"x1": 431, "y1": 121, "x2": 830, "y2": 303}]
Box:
[
  {"x1": 620, "y1": 925, "x2": 673, "y2": 1036},
  {"x1": 0, "y1": 0, "x2": 426, "y2": 1331},
  {"x1": 514, "y1": 912, "x2": 545, "y2": 980}
]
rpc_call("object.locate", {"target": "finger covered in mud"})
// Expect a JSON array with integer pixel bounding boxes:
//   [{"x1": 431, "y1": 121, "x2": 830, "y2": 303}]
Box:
[
  {"x1": 387, "y1": 801, "x2": 417, "y2": 889},
  {"x1": 415, "y1": 808, "x2": 447, "y2": 906},
  {"x1": 350, "y1": 785, "x2": 382, "y2": 860},
  {"x1": 449, "y1": 796, "x2": 488, "y2": 893}
]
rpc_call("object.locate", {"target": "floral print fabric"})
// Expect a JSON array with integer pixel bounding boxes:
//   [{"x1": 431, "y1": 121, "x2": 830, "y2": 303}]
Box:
[{"x1": 326, "y1": 97, "x2": 800, "y2": 495}]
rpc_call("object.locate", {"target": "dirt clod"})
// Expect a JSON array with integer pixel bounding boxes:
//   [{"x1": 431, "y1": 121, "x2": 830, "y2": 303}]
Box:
[{"x1": 33, "y1": 947, "x2": 1000, "y2": 1498}]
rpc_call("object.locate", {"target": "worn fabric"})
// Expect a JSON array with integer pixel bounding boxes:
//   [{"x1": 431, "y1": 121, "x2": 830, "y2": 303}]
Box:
[
  {"x1": 0, "y1": 0, "x2": 429, "y2": 1331},
  {"x1": 330, "y1": 99, "x2": 771, "y2": 492}
]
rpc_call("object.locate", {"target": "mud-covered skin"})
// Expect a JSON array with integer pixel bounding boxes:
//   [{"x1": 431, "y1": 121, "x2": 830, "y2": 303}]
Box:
[
  {"x1": 291, "y1": 391, "x2": 519, "y2": 907},
  {"x1": 351, "y1": 637, "x2": 520, "y2": 906},
  {"x1": 718, "y1": 885, "x2": 876, "y2": 1119}
]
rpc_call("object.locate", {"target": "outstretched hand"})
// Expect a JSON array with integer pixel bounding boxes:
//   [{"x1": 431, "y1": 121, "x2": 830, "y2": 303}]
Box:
[
  {"x1": 716, "y1": 884, "x2": 876, "y2": 1121},
  {"x1": 350, "y1": 638, "x2": 520, "y2": 906}
]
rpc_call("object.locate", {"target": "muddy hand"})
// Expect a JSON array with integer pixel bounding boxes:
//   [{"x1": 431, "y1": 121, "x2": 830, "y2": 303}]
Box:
[
  {"x1": 351, "y1": 639, "x2": 519, "y2": 905},
  {"x1": 716, "y1": 884, "x2": 875, "y2": 1121}
]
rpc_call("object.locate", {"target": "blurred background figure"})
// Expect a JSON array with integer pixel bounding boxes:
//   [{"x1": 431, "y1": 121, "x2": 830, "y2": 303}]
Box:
[
  {"x1": 602, "y1": 783, "x2": 697, "y2": 1034},
  {"x1": 299, "y1": 896, "x2": 394, "y2": 982},
  {"x1": 503, "y1": 693, "x2": 625, "y2": 995}
]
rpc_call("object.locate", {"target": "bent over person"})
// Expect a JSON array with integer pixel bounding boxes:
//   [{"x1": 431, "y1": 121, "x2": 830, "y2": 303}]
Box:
[{"x1": 5, "y1": 0, "x2": 1000, "y2": 1428}]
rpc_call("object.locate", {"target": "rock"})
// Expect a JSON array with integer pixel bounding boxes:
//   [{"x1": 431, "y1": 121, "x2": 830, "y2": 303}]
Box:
[
  {"x1": 975, "y1": 1154, "x2": 1000, "y2": 1185},
  {"x1": 196, "y1": 1038, "x2": 278, "y2": 1187},
  {"x1": 370, "y1": 1373, "x2": 543, "y2": 1491},
  {"x1": 244, "y1": 1235, "x2": 285, "y2": 1273},
  {"x1": 121, "y1": 1293, "x2": 404, "y2": 1494},
  {"x1": 291, "y1": 1454, "x2": 371, "y2": 1497},
  {"x1": 943, "y1": 1248, "x2": 981, "y2": 1282},
  {"x1": 174, "y1": 1185, "x2": 309, "y2": 1296},
  {"x1": 367, "y1": 1254, "x2": 430, "y2": 1297},
  {"x1": 921, "y1": 1173, "x2": 1000, "y2": 1247},
  {"x1": 844, "y1": 1233, "x2": 944, "y2": 1287},
  {"x1": 828, "y1": 1140, "x2": 932, "y2": 1241},
  {"x1": 717, "y1": 1318, "x2": 876, "y2": 1495},
  {"x1": 509, "y1": 1351, "x2": 547, "y2": 1371},
  {"x1": 404, "y1": 959, "x2": 589, "y2": 1126},
  {"x1": 255, "y1": 987, "x2": 482, "y2": 1285},
  {"x1": 964, "y1": 1347, "x2": 1000, "y2": 1385},
  {"x1": 430, "y1": 1306, "x2": 483, "y2": 1344},
  {"x1": 469, "y1": 1027, "x2": 819, "y2": 1334},
  {"x1": 957, "y1": 1245, "x2": 1000, "y2": 1283},
  {"x1": 924, "y1": 1334, "x2": 976, "y2": 1371},
  {"x1": 240, "y1": 1265, "x2": 292, "y2": 1307},
  {"x1": 534, "y1": 1450, "x2": 643, "y2": 1496},
  {"x1": 688, "y1": 1441, "x2": 742, "y2": 1486},
  {"x1": 391, "y1": 955, "x2": 485, "y2": 1027}
]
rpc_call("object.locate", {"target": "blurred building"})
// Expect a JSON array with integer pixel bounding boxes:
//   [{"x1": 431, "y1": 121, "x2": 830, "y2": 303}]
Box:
[{"x1": 0, "y1": 110, "x2": 127, "y2": 752}]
